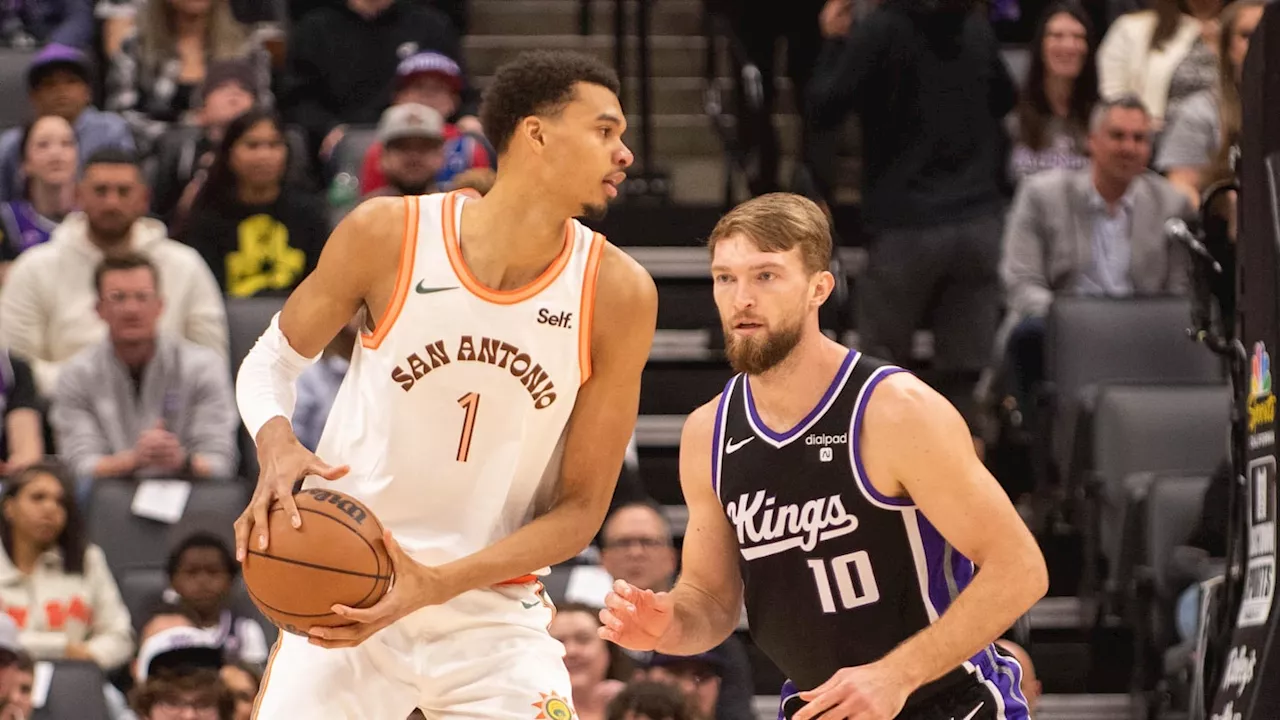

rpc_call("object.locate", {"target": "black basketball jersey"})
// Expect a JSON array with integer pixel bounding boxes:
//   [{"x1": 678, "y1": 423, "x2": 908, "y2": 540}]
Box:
[{"x1": 712, "y1": 350, "x2": 1030, "y2": 719}]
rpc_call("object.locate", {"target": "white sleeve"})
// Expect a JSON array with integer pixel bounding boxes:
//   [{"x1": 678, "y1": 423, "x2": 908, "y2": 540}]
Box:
[{"x1": 235, "y1": 313, "x2": 321, "y2": 440}]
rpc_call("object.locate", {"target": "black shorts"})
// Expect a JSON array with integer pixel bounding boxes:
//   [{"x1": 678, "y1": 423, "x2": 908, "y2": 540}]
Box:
[{"x1": 780, "y1": 679, "x2": 1028, "y2": 720}]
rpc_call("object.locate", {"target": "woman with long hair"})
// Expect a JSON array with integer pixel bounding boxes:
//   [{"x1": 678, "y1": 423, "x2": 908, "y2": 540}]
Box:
[
  {"x1": 1008, "y1": 2, "x2": 1098, "y2": 184},
  {"x1": 0, "y1": 461, "x2": 134, "y2": 670},
  {"x1": 106, "y1": 0, "x2": 270, "y2": 152},
  {"x1": 1097, "y1": 0, "x2": 1223, "y2": 129},
  {"x1": 180, "y1": 108, "x2": 326, "y2": 298},
  {"x1": 0, "y1": 116, "x2": 78, "y2": 276},
  {"x1": 1157, "y1": 0, "x2": 1267, "y2": 207},
  {"x1": 550, "y1": 602, "x2": 635, "y2": 720}
]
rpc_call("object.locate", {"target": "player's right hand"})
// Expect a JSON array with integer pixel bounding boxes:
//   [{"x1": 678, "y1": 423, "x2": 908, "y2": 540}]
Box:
[
  {"x1": 597, "y1": 579, "x2": 674, "y2": 651},
  {"x1": 234, "y1": 418, "x2": 349, "y2": 562}
]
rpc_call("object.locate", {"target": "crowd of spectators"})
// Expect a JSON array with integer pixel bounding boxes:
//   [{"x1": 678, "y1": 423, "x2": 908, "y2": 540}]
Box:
[{"x1": 0, "y1": 0, "x2": 1264, "y2": 716}]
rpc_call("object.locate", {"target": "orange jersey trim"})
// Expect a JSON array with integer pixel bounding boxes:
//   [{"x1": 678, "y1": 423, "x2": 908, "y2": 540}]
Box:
[
  {"x1": 441, "y1": 191, "x2": 575, "y2": 305},
  {"x1": 248, "y1": 637, "x2": 282, "y2": 720},
  {"x1": 578, "y1": 233, "x2": 606, "y2": 384},
  {"x1": 360, "y1": 196, "x2": 420, "y2": 350},
  {"x1": 497, "y1": 574, "x2": 539, "y2": 586}
]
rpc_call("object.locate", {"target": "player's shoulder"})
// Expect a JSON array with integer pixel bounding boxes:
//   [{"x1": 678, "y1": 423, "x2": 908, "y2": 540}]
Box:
[
  {"x1": 326, "y1": 196, "x2": 416, "y2": 264},
  {"x1": 862, "y1": 371, "x2": 961, "y2": 437},
  {"x1": 596, "y1": 240, "x2": 657, "y2": 305},
  {"x1": 682, "y1": 395, "x2": 724, "y2": 446}
]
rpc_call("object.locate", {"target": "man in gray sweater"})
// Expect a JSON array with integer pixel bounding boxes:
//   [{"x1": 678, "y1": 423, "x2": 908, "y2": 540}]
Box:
[{"x1": 51, "y1": 253, "x2": 238, "y2": 481}]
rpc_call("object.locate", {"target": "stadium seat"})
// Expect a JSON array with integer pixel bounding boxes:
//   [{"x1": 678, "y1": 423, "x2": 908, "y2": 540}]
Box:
[
  {"x1": 31, "y1": 660, "x2": 110, "y2": 720},
  {"x1": 1088, "y1": 384, "x2": 1228, "y2": 597},
  {"x1": 118, "y1": 566, "x2": 168, "y2": 636},
  {"x1": 225, "y1": 295, "x2": 287, "y2": 479},
  {"x1": 0, "y1": 50, "x2": 35, "y2": 130},
  {"x1": 1045, "y1": 296, "x2": 1222, "y2": 490},
  {"x1": 86, "y1": 478, "x2": 249, "y2": 578}
]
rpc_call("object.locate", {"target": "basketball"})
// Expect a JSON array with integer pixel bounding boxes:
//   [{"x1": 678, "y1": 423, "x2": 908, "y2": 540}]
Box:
[{"x1": 242, "y1": 488, "x2": 393, "y2": 636}]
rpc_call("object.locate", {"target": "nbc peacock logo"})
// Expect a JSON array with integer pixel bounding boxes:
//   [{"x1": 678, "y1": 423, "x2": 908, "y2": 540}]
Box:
[{"x1": 1252, "y1": 342, "x2": 1272, "y2": 399}]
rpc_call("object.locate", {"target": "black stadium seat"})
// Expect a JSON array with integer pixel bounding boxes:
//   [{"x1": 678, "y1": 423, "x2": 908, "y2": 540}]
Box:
[
  {"x1": 32, "y1": 660, "x2": 110, "y2": 720},
  {"x1": 225, "y1": 295, "x2": 287, "y2": 478}
]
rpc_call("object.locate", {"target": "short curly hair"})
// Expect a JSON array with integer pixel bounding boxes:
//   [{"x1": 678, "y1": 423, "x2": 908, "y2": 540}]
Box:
[{"x1": 480, "y1": 50, "x2": 621, "y2": 155}]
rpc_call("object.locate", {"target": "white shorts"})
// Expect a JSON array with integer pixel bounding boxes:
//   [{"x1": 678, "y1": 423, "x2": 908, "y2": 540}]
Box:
[{"x1": 251, "y1": 581, "x2": 575, "y2": 720}]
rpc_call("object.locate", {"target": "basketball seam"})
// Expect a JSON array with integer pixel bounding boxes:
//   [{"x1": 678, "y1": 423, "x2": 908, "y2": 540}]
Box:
[
  {"x1": 268, "y1": 504, "x2": 383, "y2": 575},
  {"x1": 246, "y1": 549, "x2": 392, "y2": 580}
]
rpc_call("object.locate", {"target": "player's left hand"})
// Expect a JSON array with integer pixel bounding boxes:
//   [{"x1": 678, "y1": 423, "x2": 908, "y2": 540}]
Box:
[
  {"x1": 793, "y1": 662, "x2": 911, "y2": 720},
  {"x1": 307, "y1": 530, "x2": 450, "y2": 649}
]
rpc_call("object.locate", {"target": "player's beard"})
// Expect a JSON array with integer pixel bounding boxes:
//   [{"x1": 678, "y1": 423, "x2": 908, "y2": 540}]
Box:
[
  {"x1": 581, "y1": 202, "x2": 608, "y2": 222},
  {"x1": 723, "y1": 315, "x2": 804, "y2": 376}
]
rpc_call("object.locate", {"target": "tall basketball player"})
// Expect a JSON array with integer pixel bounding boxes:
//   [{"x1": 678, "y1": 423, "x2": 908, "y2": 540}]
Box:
[
  {"x1": 599, "y1": 194, "x2": 1048, "y2": 720},
  {"x1": 233, "y1": 51, "x2": 657, "y2": 718}
]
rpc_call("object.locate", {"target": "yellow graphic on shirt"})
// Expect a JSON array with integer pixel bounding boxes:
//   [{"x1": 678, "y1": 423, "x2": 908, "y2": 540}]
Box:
[{"x1": 225, "y1": 214, "x2": 305, "y2": 297}]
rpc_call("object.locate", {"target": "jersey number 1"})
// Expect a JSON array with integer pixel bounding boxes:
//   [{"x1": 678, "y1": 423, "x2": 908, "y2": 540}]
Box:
[
  {"x1": 456, "y1": 392, "x2": 480, "y2": 462},
  {"x1": 806, "y1": 552, "x2": 880, "y2": 613}
]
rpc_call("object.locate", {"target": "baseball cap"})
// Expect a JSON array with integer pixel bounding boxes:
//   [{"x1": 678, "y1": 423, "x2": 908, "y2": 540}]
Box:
[
  {"x1": 136, "y1": 626, "x2": 224, "y2": 682},
  {"x1": 27, "y1": 44, "x2": 93, "y2": 90},
  {"x1": 395, "y1": 52, "x2": 463, "y2": 93},
  {"x1": 378, "y1": 103, "x2": 445, "y2": 145}
]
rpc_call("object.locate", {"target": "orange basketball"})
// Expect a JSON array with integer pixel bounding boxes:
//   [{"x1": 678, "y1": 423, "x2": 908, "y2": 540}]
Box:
[{"x1": 242, "y1": 488, "x2": 393, "y2": 636}]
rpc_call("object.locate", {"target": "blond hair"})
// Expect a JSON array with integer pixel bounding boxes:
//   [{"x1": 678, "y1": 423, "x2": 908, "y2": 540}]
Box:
[
  {"x1": 707, "y1": 193, "x2": 832, "y2": 274},
  {"x1": 139, "y1": 0, "x2": 248, "y2": 78}
]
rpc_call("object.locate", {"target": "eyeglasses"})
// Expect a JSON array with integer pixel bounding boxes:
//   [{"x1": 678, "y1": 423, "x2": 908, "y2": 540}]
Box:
[
  {"x1": 602, "y1": 537, "x2": 668, "y2": 551},
  {"x1": 153, "y1": 699, "x2": 218, "y2": 718},
  {"x1": 102, "y1": 290, "x2": 157, "y2": 305}
]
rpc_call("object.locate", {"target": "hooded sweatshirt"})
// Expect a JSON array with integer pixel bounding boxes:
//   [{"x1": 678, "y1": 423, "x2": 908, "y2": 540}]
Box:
[{"x1": 0, "y1": 213, "x2": 228, "y2": 395}]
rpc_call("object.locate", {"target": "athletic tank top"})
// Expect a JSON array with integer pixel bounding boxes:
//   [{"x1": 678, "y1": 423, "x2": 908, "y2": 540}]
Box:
[
  {"x1": 713, "y1": 350, "x2": 1030, "y2": 718},
  {"x1": 308, "y1": 191, "x2": 606, "y2": 568}
]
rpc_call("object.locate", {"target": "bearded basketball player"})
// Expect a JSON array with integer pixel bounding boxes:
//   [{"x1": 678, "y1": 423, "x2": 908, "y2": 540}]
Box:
[
  {"x1": 233, "y1": 51, "x2": 658, "y2": 719},
  {"x1": 599, "y1": 193, "x2": 1047, "y2": 720}
]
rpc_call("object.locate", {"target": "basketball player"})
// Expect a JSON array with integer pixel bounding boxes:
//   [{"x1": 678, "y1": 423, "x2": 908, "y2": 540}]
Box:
[
  {"x1": 233, "y1": 50, "x2": 658, "y2": 718},
  {"x1": 599, "y1": 193, "x2": 1048, "y2": 720}
]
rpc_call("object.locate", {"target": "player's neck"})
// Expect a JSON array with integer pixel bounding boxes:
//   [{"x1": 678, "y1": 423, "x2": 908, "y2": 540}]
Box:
[
  {"x1": 460, "y1": 180, "x2": 573, "y2": 266},
  {"x1": 748, "y1": 334, "x2": 849, "y2": 429}
]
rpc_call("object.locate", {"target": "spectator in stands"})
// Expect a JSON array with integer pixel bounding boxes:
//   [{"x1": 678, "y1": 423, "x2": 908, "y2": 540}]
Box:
[
  {"x1": 641, "y1": 652, "x2": 723, "y2": 720},
  {"x1": 149, "y1": 59, "x2": 258, "y2": 225},
  {"x1": 0, "y1": 0, "x2": 94, "y2": 49},
  {"x1": 0, "y1": 461, "x2": 134, "y2": 671},
  {"x1": 1008, "y1": 3, "x2": 1099, "y2": 185},
  {"x1": 1096, "y1": 0, "x2": 1223, "y2": 129},
  {"x1": 51, "y1": 253, "x2": 237, "y2": 481},
  {"x1": 105, "y1": 602, "x2": 194, "y2": 719},
  {"x1": 6, "y1": 650, "x2": 33, "y2": 719},
  {"x1": 0, "y1": 349, "x2": 45, "y2": 476},
  {"x1": 129, "y1": 626, "x2": 234, "y2": 720},
  {"x1": 1156, "y1": 0, "x2": 1266, "y2": 208},
  {"x1": 359, "y1": 52, "x2": 495, "y2": 195},
  {"x1": 162, "y1": 532, "x2": 267, "y2": 666},
  {"x1": 293, "y1": 317, "x2": 358, "y2": 451},
  {"x1": 549, "y1": 602, "x2": 633, "y2": 720},
  {"x1": 606, "y1": 681, "x2": 696, "y2": 720},
  {"x1": 993, "y1": 96, "x2": 1191, "y2": 419},
  {"x1": 359, "y1": 104, "x2": 445, "y2": 201},
  {"x1": 593, "y1": 502, "x2": 754, "y2": 720},
  {"x1": 179, "y1": 109, "x2": 326, "y2": 297},
  {"x1": 0, "y1": 115, "x2": 78, "y2": 275},
  {"x1": 447, "y1": 167, "x2": 496, "y2": 196},
  {"x1": 0, "y1": 44, "x2": 135, "y2": 203},
  {"x1": 105, "y1": 0, "x2": 271, "y2": 155},
  {"x1": 219, "y1": 662, "x2": 259, "y2": 720},
  {"x1": 0, "y1": 148, "x2": 228, "y2": 396},
  {"x1": 281, "y1": 0, "x2": 478, "y2": 165},
  {"x1": 0, "y1": 615, "x2": 23, "y2": 720},
  {"x1": 996, "y1": 640, "x2": 1041, "y2": 715},
  {"x1": 808, "y1": 0, "x2": 1016, "y2": 441}
]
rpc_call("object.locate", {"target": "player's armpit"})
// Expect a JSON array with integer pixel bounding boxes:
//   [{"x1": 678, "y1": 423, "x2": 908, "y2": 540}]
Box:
[
  {"x1": 276, "y1": 196, "x2": 408, "y2": 359},
  {"x1": 859, "y1": 374, "x2": 1048, "y2": 688},
  {"x1": 659, "y1": 396, "x2": 745, "y2": 655}
]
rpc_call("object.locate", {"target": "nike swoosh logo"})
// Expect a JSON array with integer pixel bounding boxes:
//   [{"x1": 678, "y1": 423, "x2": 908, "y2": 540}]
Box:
[
  {"x1": 415, "y1": 281, "x2": 459, "y2": 294},
  {"x1": 954, "y1": 701, "x2": 984, "y2": 720},
  {"x1": 521, "y1": 599, "x2": 541, "y2": 609},
  {"x1": 725, "y1": 436, "x2": 754, "y2": 454}
]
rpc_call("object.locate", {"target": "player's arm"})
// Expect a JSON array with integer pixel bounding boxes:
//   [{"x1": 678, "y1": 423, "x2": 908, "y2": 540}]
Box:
[
  {"x1": 866, "y1": 375, "x2": 1048, "y2": 688},
  {"x1": 601, "y1": 397, "x2": 746, "y2": 654},
  {"x1": 233, "y1": 197, "x2": 405, "y2": 560},
  {"x1": 428, "y1": 245, "x2": 659, "y2": 597}
]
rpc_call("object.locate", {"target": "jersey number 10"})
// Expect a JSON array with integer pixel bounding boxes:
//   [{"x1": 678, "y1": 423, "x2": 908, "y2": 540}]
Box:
[{"x1": 806, "y1": 551, "x2": 881, "y2": 613}]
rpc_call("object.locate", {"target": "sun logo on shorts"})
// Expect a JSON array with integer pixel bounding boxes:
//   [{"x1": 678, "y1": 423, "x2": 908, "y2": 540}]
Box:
[{"x1": 532, "y1": 691, "x2": 575, "y2": 720}]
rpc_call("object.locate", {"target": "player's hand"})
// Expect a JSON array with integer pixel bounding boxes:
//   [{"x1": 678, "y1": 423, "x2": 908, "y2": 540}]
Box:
[
  {"x1": 793, "y1": 662, "x2": 911, "y2": 720},
  {"x1": 309, "y1": 530, "x2": 444, "y2": 649},
  {"x1": 596, "y1": 579, "x2": 674, "y2": 651},
  {"x1": 234, "y1": 418, "x2": 349, "y2": 562}
]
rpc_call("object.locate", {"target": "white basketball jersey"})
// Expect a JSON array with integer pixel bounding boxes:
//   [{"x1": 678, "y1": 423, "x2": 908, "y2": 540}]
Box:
[{"x1": 307, "y1": 191, "x2": 605, "y2": 569}]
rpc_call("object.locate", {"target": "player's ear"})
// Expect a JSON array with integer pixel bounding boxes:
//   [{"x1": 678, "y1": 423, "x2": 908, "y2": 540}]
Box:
[
  {"x1": 520, "y1": 117, "x2": 547, "y2": 154},
  {"x1": 811, "y1": 269, "x2": 835, "y2": 308}
]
